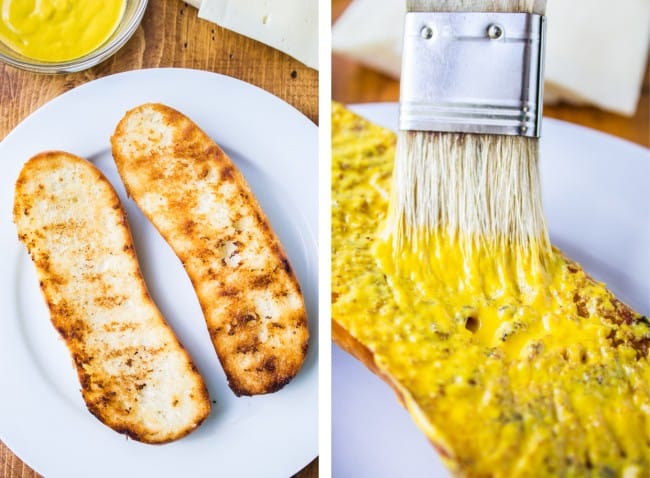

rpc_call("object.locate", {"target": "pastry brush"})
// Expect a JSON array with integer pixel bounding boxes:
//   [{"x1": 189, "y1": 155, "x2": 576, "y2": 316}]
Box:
[{"x1": 387, "y1": 0, "x2": 550, "y2": 258}]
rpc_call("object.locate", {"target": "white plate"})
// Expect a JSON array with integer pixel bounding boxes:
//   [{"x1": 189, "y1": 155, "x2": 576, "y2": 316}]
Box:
[
  {"x1": 0, "y1": 68, "x2": 318, "y2": 478},
  {"x1": 333, "y1": 103, "x2": 649, "y2": 478}
]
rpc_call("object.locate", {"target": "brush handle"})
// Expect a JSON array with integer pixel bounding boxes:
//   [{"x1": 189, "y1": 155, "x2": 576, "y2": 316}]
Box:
[{"x1": 407, "y1": 0, "x2": 546, "y2": 14}]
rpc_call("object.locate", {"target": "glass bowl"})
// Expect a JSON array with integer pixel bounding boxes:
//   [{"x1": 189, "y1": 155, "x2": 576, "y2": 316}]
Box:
[{"x1": 0, "y1": 0, "x2": 148, "y2": 74}]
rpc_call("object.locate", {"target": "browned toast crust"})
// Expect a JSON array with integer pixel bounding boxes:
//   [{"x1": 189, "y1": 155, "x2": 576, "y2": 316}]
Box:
[
  {"x1": 111, "y1": 104, "x2": 309, "y2": 396},
  {"x1": 13, "y1": 151, "x2": 211, "y2": 443}
]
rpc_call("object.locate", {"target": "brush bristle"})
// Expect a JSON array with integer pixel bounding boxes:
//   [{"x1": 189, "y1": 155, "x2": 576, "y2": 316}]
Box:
[
  {"x1": 386, "y1": 131, "x2": 550, "y2": 254},
  {"x1": 406, "y1": 0, "x2": 546, "y2": 14}
]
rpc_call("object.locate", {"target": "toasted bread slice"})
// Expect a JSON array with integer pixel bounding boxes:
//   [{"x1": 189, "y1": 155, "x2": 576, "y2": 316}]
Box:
[
  {"x1": 332, "y1": 103, "x2": 650, "y2": 476},
  {"x1": 111, "y1": 104, "x2": 308, "y2": 396},
  {"x1": 13, "y1": 151, "x2": 211, "y2": 444}
]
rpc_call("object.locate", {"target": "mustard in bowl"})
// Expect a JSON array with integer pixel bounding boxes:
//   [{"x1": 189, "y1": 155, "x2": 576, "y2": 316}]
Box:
[{"x1": 0, "y1": 0, "x2": 147, "y2": 73}]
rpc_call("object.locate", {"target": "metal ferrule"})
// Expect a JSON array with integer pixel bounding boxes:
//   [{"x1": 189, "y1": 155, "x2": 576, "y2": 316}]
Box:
[{"x1": 399, "y1": 12, "x2": 546, "y2": 137}]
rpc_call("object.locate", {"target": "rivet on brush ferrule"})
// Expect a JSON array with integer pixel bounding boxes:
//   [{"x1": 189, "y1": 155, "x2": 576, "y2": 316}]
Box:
[{"x1": 399, "y1": 12, "x2": 546, "y2": 138}]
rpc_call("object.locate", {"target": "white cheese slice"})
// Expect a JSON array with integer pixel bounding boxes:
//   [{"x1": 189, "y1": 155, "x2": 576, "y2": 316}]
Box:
[
  {"x1": 198, "y1": 0, "x2": 318, "y2": 70},
  {"x1": 185, "y1": 0, "x2": 202, "y2": 8},
  {"x1": 544, "y1": 0, "x2": 650, "y2": 116},
  {"x1": 332, "y1": 0, "x2": 650, "y2": 116},
  {"x1": 332, "y1": 0, "x2": 404, "y2": 78}
]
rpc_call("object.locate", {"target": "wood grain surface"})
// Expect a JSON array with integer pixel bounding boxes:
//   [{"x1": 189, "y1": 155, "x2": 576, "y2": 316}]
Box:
[
  {"x1": 332, "y1": 0, "x2": 650, "y2": 147},
  {"x1": 0, "y1": 0, "x2": 318, "y2": 140},
  {"x1": 0, "y1": 1, "x2": 317, "y2": 477}
]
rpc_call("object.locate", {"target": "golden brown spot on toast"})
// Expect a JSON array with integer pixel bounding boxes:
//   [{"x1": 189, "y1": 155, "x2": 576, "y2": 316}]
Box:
[
  {"x1": 219, "y1": 287, "x2": 238, "y2": 297},
  {"x1": 229, "y1": 312, "x2": 258, "y2": 334},
  {"x1": 236, "y1": 338, "x2": 260, "y2": 354},
  {"x1": 183, "y1": 220, "x2": 195, "y2": 234},
  {"x1": 251, "y1": 274, "x2": 273, "y2": 288},
  {"x1": 102, "y1": 321, "x2": 137, "y2": 333},
  {"x1": 55, "y1": 318, "x2": 89, "y2": 342},
  {"x1": 573, "y1": 292, "x2": 589, "y2": 318},
  {"x1": 94, "y1": 295, "x2": 128, "y2": 308},
  {"x1": 220, "y1": 165, "x2": 235, "y2": 182},
  {"x1": 280, "y1": 258, "x2": 292, "y2": 275},
  {"x1": 607, "y1": 298, "x2": 636, "y2": 325},
  {"x1": 205, "y1": 267, "x2": 218, "y2": 280},
  {"x1": 262, "y1": 356, "x2": 276, "y2": 372},
  {"x1": 46, "y1": 274, "x2": 68, "y2": 286}
]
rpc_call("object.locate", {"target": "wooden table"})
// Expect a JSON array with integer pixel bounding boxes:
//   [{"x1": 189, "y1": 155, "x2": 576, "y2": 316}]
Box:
[
  {"x1": 332, "y1": 0, "x2": 650, "y2": 148},
  {"x1": 0, "y1": 1, "x2": 318, "y2": 477}
]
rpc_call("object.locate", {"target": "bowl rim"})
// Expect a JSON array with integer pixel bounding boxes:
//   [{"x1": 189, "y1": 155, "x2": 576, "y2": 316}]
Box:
[{"x1": 0, "y1": 0, "x2": 149, "y2": 74}]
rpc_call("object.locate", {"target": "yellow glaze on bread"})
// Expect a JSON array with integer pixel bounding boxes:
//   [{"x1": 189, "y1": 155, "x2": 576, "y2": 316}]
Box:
[{"x1": 332, "y1": 103, "x2": 650, "y2": 477}]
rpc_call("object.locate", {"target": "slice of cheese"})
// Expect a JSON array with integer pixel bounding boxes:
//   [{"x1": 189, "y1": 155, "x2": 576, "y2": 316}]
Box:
[
  {"x1": 199, "y1": 0, "x2": 318, "y2": 70},
  {"x1": 332, "y1": 0, "x2": 650, "y2": 116},
  {"x1": 332, "y1": 0, "x2": 404, "y2": 78},
  {"x1": 544, "y1": 0, "x2": 650, "y2": 116}
]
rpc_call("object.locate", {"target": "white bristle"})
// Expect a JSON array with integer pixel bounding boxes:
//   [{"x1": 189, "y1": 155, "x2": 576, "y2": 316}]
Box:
[
  {"x1": 387, "y1": 132, "x2": 550, "y2": 253},
  {"x1": 390, "y1": 0, "x2": 549, "y2": 254}
]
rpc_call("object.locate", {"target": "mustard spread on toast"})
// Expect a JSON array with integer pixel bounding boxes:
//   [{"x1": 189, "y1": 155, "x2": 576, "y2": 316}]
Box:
[{"x1": 332, "y1": 103, "x2": 649, "y2": 477}]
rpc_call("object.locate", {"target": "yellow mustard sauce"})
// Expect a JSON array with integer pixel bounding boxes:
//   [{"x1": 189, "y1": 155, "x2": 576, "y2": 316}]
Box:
[
  {"x1": 0, "y1": 0, "x2": 126, "y2": 62},
  {"x1": 331, "y1": 102, "x2": 650, "y2": 477}
]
